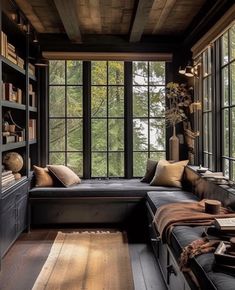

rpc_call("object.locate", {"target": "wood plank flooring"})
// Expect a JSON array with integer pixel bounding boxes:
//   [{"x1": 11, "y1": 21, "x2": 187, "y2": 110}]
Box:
[{"x1": 0, "y1": 230, "x2": 166, "y2": 290}]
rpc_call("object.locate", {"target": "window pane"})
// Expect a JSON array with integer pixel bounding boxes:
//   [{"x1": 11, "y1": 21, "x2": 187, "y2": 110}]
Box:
[
  {"x1": 92, "y1": 153, "x2": 107, "y2": 177},
  {"x1": 67, "y1": 153, "x2": 83, "y2": 176},
  {"x1": 91, "y1": 87, "x2": 107, "y2": 117},
  {"x1": 109, "y1": 152, "x2": 124, "y2": 177},
  {"x1": 67, "y1": 119, "x2": 83, "y2": 151},
  {"x1": 108, "y1": 119, "x2": 124, "y2": 151},
  {"x1": 150, "y1": 119, "x2": 165, "y2": 150},
  {"x1": 133, "y1": 119, "x2": 148, "y2": 151},
  {"x1": 67, "y1": 87, "x2": 83, "y2": 117},
  {"x1": 208, "y1": 76, "x2": 212, "y2": 110},
  {"x1": 133, "y1": 86, "x2": 148, "y2": 117},
  {"x1": 108, "y1": 61, "x2": 124, "y2": 85},
  {"x1": 221, "y1": 32, "x2": 229, "y2": 65},
  {"x1": 232, "y1": 107, "x2": 235, "y2": 157},
  {"x1": 203, "y1": 114, "x2": 208, "y2": 151},
  {"x1": 91, "y1": 61, "x2": 107, "y2": 85},
  {"x1": 203, "y1": 79, "x2": 208, "y2": 111},
  {"x1": 149, "y1": 86, "x2": 165, "y2": 117},
  {"x1": 49, "y1": 86, "x2": 65, "y2": 117},
  {"x1": 230, "y1": 25, "x2": 235, "y2": 61},
  {"x1": 223, "y1": 109, "x2": 229, "y2": 156},
  {"x1": 49, "y1": 152, "x2": 65, "y2": 165},
  {"x1": 91, "y1": 119, "x2": 107, "y2": 150},
  {"x1": 49, "y1": 60, "x2": 65, "y2": 84},
  {"x1": 208, "y1": 113, "x2": 212, "y2": 153},
  {"x1": 150, "y1": 151, "x2": 165, "y2": 160},
  {"x1": 133, "y1": 61, "x2": 148, "y2": 85},
  {"x1": 49, "y1": 119, "x2": 65, "y2": 151},
  {"x1": 133, "y1": 152, "x2": 148, "y2": 177},
  {"x1": 67, "y1": 60, "x2": 82, "y2": 85},
  {"x1": 149, "y1": 62, "x2": 165, "y2": 85},
  {"x1": 108, "y1": 87, "x2": 124, "y2": 117},
  {"x1": 203, "y1": 51, "x2": 208, "y2": 76},
  {"x1": 231, "y1": 62, "x2": 235, "y2": 105},
  {"x1": 222, "y1": 67, "x2": 229, "y2": 106},
  {"x1": 204, "y1": 153, "x2": 208, "y2": 168},
  {"x1": 223, "y1": 158, "x2": 230, "y2": 178},
  {"x1": 233, "y1": 161, "x2": 235, "y2": 181}
]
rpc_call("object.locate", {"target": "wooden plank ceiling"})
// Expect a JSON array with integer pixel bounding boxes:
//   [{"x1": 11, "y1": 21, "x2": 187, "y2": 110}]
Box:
[{"x1": 14, "y1": 0, "x2": 207, "y2": 43}]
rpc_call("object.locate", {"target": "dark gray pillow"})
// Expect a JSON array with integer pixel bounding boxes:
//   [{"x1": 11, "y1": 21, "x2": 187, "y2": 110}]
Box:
[{"x1": 141, "y1": 159, "x2": 158, "y2": 183}]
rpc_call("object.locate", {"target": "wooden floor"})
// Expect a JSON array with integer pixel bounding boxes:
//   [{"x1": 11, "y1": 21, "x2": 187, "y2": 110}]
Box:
[{"x1": 0, "y1": 229, "x2": 166, "y2": 290}]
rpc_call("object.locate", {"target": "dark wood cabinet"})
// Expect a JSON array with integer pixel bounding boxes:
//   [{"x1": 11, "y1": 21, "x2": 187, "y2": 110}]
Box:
[{"x1": 1, "y1": 179, "x2": 29, "y2": 258}]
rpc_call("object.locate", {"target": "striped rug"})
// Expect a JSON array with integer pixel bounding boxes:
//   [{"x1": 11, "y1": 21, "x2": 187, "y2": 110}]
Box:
[{"x1": 32, "y1": 231, "x2": 134, "y2": 290}]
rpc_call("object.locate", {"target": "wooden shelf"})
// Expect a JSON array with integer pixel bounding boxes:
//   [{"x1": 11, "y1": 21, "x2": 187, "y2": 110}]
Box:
[
  {"x1": 1, "y1": 55, "x2": 25, "y2": 76},
  {"x1": 29, "y1": 106, "x2": 37, "y2": 112},
  {"x1": 2, "y1": 176, "x2": 28, "y2": 196},
  {"x1": 2, "y1": 141, "x2": 26, "y2": 152},
  {"x1": 29, "y1": 74, "x2": 37, "y2": 81},
  {"x1": 29, "y1": 139, "x2": 37, "y2": 145},
  {"x1": 2, "y1": 100, "x2": 26, "y2": 110}
]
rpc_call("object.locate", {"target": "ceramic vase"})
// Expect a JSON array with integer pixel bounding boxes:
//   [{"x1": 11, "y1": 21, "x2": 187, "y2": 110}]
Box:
[{"x1": 169, "y1": 125, "x2": 179, "y2": 161}]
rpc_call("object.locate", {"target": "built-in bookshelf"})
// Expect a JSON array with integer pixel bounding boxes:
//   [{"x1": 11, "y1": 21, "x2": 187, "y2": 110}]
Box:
[{"x1": 0, "y1": 0, "x2": 39, "y2": 261}]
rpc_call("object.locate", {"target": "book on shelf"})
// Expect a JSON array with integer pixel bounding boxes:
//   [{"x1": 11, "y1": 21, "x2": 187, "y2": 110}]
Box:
[
  {"x1": 2, "y1": 135, "x2": 16, "y2": 144},
  {"x1": 2, "y1": 83, "x2": 23, "y2": 103},
  {"x1": 1, "y1": 31, "x2": 7, "y2": 57},
  {"x1": 29, "y1": 63, "x2": 36, "y2": 76},
  {"x1": 215, "y1": 218, "x2": 235, "y2": 231},
  {"x1": 29, "y1": 91, "x2": 36, "y2": 107},
  {"x1": 2, "y1": 170, "x2": 13, "y2": 177},
  {"x1": 29, "y1": 119, "x2": 37, "y2": 140}
]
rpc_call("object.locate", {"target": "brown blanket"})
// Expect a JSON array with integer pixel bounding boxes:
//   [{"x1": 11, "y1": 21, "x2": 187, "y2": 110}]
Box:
[{"x1": 153, "y1": 199, "x2": 235, "y2": 243}]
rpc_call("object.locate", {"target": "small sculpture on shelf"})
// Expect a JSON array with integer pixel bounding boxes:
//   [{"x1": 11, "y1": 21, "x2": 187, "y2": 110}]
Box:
[{"x1": 2, "y1": 110, "x2": 25, "y2": 144}]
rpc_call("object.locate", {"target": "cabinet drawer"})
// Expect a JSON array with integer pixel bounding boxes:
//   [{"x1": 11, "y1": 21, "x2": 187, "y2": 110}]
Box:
[
  {"x1": 17, "y1": 195, "x2": 28, "y2": 233},
  {"x1": 159, "y1": 241, "x2": 168, "y2": 281},
  {"x1": 15, "y1": 181, "x2": 28, "y2": 201},
  {"x1": 1, "y1": 205, "x2": 16, "y2": 257},
  {"x1": 168, "y1": 250, "x2": 185, "y2": 290},
  {"x1": 2, "y1": 191, "x2": 15, "y2": 213}
]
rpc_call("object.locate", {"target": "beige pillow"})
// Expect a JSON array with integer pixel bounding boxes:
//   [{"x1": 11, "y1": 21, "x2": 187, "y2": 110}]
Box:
[
  {"x1": 150, "y1": 160, "x2": 189, "y2": 187},
  {"x1": 33, "y1": 165, "x2": 54, "y2": 187},
  {"x1": 47, "y1": 165, "x2": 81, "y2": 187}
]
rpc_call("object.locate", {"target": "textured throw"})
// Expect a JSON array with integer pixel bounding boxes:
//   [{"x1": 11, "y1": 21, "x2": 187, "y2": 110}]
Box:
[
  {"x1": 154, "y1": 199, "x2": 235, "y2": 243},
  {"x1": 32, "y1": 231, "x2": 134, "y2": 290}
]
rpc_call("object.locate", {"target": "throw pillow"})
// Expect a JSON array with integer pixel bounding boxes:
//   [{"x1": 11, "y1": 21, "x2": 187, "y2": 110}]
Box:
[
  {"x1": 33, "y1": 165, "x2": 54, "y2": 187},
  {"x1": 150, "y1": 159, "x2": 189, "y2": 187},
  {"x1": 47, "y1": 165, "x2": 81, "y2": 187},
  {"x1": 141, "y1": 159, "x2": 158, "y2": 183}
]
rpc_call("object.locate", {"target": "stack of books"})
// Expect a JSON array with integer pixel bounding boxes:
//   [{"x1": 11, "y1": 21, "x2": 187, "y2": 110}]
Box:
[
  {"x1": 215, "y1": 218, "x2": 235, "y2": 232},
  {"x1": 2, "y1": 83, "x2": 22, "y2": 103},
  {"x1": 0, "y1": 31, "x2": 25, "y2": 69},
  {"x1": 29, "y1": 119, "x2": 37, "y2": 140},
  {"x1": 1, "y1": 31, "x2": 8, "y2": 57},
  {"x1": 7, "y1": 43, "x2": 17, "y2": 64},
  {"x1": 29, "y1": 63, "x2": 36, "y2": 77},
  {"x1": 29, "y1": 84, "x2": 36, "y2": 107},
  {"x1": 2, "y1": 170, "x2": 15, "y2": 187}
]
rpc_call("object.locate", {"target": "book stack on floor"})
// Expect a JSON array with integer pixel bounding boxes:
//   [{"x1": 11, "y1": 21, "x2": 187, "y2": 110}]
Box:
[{"x1": 2, "y1": 169, "x2": 15, "y2": 187}]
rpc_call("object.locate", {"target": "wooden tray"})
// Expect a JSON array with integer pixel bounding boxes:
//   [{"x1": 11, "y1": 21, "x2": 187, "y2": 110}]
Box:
[{"x1": 214, "y1": 241, "x2": 235, "y2": 265}]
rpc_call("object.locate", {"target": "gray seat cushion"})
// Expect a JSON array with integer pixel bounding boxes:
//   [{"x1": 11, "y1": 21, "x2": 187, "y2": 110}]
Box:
[
  {"x1": 146, "y1": 190, "x2": 199, "y2": 213},
  {"x1": 170, "y1": 226, "x2": 235, "y2": 290},
  {"x1": 29, "y1": 179, "x2": 182, "y2": 198}
]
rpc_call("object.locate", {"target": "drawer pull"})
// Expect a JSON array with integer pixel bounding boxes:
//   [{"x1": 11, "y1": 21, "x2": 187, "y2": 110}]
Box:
[
  {"x1": 151, "y1": 237, "x2": 160, "y2": 242},
  {"x1": 167, "y1": 264, "x2": 177, "y2": 276}
]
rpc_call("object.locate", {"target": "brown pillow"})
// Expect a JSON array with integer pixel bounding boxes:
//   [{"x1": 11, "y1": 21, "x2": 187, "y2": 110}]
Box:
[
  {"x1": 47, "y1": 165, "x2": 81, "y2": 187},
  {"x1": 33, "y1": 165, "x2": 54, "y2": 187},
  {"x1": 141, "y1": 159, "x2": 158, "y2": 183},
  {"x1": 150, "y1": 160, "x2": 189, "y2": 187}
]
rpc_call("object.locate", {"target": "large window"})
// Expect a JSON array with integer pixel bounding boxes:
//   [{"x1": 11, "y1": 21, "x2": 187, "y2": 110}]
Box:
[
  {"x1": 49, "y1": 60, "x2": 83, "y2": 176},
  {"x1": 221, "y1": 26, "x2": 235, "y2": 180},
  {"x1": 132, "y1": 61, "x2": 166, "y2": 176},
  {"x1": 49, "y1": 60, "x2": 166, "y2": 178},
  {"x1": 202, "y1": 47, "x2": 213, "y2": 169},
  {"x1": 91, "y1": 61, "x2": 124, "y2": 177}
]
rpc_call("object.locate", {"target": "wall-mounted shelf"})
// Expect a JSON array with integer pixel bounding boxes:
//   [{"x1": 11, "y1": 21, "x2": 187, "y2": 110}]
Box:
[
  {"x1": 2, "y1": 141, "x2": 26, "y2": 152},
  {"x1": 1, "y1": 55, "x2": 26, "y2": 76},
  {"x1": 2, "y1": 100, "x2": 26, "y2": 110}
]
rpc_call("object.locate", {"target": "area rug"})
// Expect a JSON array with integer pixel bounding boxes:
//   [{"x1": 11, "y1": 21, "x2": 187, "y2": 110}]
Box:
[{"x1": 32, "y1": 231, "x2": 134, "y2": 290}]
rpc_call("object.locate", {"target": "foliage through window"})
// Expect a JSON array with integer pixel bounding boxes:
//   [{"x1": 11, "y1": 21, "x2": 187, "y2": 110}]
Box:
[
  {"x1": 49, "y1": 60, "x2": 83, "y2": 176},
  {"x1": 221, "y1": 26, "x2": 235, "y2": 180},
  {"x1": 49, "y1": 60, "x2": 166, "y2": 178},
  {"x1": 132, "y1": 61, "x2": 166, "y2": 177}
]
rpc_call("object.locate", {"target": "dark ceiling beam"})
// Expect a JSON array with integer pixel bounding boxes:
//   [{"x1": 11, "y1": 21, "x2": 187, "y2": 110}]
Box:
[
  {"x1": 54, "y1": 0, "x2": 82, "y2": 43},
  {"x1": 129, "y1": 0, "x2": 155, "y2": 43},
  {"x1": 153, "y1": 0, "x2": 177, "y2": 34},
  {"x1": 14, "y1": 0, "x2": 46, "y2": 32}
]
